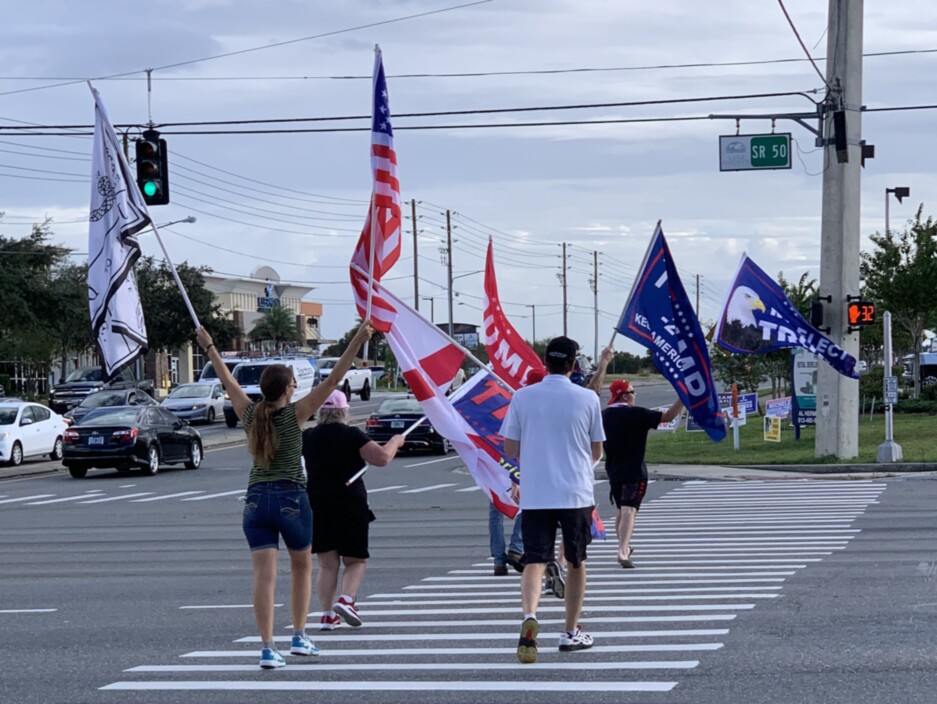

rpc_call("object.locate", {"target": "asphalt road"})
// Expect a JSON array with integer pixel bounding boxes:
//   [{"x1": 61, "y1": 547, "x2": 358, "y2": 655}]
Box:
[{"x1": 3, "y1": 439, "x2": 937, "y2": 704}]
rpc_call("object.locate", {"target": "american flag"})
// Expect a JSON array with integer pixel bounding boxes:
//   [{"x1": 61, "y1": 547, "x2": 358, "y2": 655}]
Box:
[{"x1": 350, "y1": 46, "x2": 401, "y2": 332}]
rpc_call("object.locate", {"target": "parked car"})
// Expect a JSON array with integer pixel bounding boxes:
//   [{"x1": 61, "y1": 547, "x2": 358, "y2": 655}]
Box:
[
  {"x1": 0, "y1": 400, "x2": 68, "y2": 466},
  {"x1": 63, "y1": 388, "x2": 157, "y2": 425},
  {"x1": 317, "y1": 357, "x2": 372, "y2": 401},
  {"x1": 49, "y1": 365, "x2": 155, "y2": 414},
  {"x1": 161, "y1": 382, "x2": 225, "y2": 424},
  {"x1": 368, "y1": 365, "x2": 386, "y2": 383},
  {"x1": 62, "y1": 406, "x2": 202, "y2": 478},
  {"x1": 223, "y1": 357, "x2": 320, "y2": 427},
  {"x1": 365, "y1": 397, "x2": 450, "y2": 454}
]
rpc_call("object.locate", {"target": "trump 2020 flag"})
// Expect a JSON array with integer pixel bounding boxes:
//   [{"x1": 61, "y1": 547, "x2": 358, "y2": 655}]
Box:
[
  {"x1": 715, "y1": 254, "x2": 859, "y2": 379},
  {"x1": 87, "y1": 84, "x2": 149, "y2": 380},
  {"x1": 616, "y1": 225, "x2": 725, "y2": 442},
  {"x1": 483, "y1": 238, "x2": 545, "y2": 390},
  {"x1": 350, "y1": 45, "x2": 402, "y2": 332}
]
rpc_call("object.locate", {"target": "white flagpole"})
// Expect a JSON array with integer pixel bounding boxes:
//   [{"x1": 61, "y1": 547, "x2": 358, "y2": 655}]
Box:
[
  {"x1": 363, "y1": 44, "x2": 382, "y2": 362},
  {"x1": 351, "y1": 263, "x2": 513, "y2": 390},
  {"x1": 147, "y1": 221, "x2": 201, "y2": 329},
  {"x1": 345, "y1": 418, "x2": 421, "y2": 486}
]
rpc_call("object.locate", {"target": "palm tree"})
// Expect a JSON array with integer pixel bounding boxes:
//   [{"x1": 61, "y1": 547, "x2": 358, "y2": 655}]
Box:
[{"x1": 249, "y1": 305, "x2": 302, "y2": 352}]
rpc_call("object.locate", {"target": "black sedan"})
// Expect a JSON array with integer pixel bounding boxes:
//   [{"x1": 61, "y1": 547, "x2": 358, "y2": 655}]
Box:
[
  {"x1": 62, "y1": 406, "x2": 202, "y2": 479},
  {"x1": 63, "y1": 388, "x2": 157, "y2": 425},
  {"x1": 365, "y1": 397, "x2": 450, "y2": 454}
]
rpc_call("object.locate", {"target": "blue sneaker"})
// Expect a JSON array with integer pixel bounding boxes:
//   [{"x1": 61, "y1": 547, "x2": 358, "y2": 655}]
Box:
[
  {"x1": 290, "y1": 634, "x2": 320, "y2": 656},
  {"x1": 259, "y1": 647, "x2": 285, "y2": 669}
]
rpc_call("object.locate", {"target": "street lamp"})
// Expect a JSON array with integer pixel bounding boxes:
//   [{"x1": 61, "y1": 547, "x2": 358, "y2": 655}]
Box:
[
  {"x1": 156, "y1": 215, "x2": 197, "y2": 229},
  {"x1": 884, "y1": 187, "x2": 909, "y2": 236},
  {"x1": 421, "y1": 296, "x2": 436, "y2": 323},
  {"x1": 448, "y1": 269, "x2": 483, "y2": 337},
  {"x1": 526, "y1": 304, "x2": 536, "y2": 342}
]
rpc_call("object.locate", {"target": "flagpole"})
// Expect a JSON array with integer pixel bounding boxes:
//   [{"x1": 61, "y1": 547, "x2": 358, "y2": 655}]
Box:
[
  {"x1": 351, "y1": 262, "x2": 514, "y2": 390},
  {"x1": 346, "y1": 418, "x2": 421, "y2": 486},
  {"x1": 363, "y1": 44, "x2": 382, "y2": 362},
  {"x1": 146, "y1": 221, "x2": 201, "y2": 329}
]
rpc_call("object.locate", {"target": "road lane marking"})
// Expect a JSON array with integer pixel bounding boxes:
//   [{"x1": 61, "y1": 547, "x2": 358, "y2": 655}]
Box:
[
  {"x1": 242, "y1": 629, "x2": 728, "y2": 643},
  {"x1": 0, "y1": 609, "x2": 57, "y2": 614},
  {"x1": 131, "y1": 492, "x2": 206, "y2": 502},
  {"x1": 78, "y1": 493, "x2": 154, "y2": 504},
  {"x1": 455, "y1": 485, "x2": 482, "y2": 492},
  {"x1": 366, "y1": 485, "x2": 407, "y2": 494},
  {"x1": 404, "y1": 457, "x2": 459, "y2": 467},
  {"x1": 346, "y1": 604, "x2": 755, "y2": 615},
  {"x1": 0, "y1": 494, "x2": 55, "y2": 504},
  {"x1": 290, "y1": 615, "x2": 739, "y2": 628},
  {"x1": 399, "y1": 483, "x2": 457, "y2": 494},
  {"x1": 180, "y1": 604, "x2": 283, "y2": 610},
  {"x1": 27, "y1": 494, "x2": 105, "y2": 505},
  {"x1": 183, "y1": 643, "x2": 722, "y2": 657},
  {"x1": 181, "y1": 490, "x2": 244, "y2": 501}
]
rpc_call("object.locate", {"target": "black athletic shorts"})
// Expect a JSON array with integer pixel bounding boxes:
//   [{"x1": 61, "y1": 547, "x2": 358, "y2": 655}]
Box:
[
  {"x1": 521, "y1": 506, "x2": 594, "y2": 568},
  {"x1": 609, "y1": 479, "x2": 648, "y2": 510}
]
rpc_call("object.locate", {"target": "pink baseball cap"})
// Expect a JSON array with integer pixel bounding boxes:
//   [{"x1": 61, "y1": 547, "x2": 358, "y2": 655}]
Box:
[{"x1": 321, "y1": 390, "x2": 349, "y2": 409}]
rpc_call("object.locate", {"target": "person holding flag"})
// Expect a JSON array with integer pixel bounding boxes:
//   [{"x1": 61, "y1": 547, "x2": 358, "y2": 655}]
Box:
[
  {"x1": 589, "y1": 353, "x2": 683, "y2": 568},
  {"x1": 196, "y1": 321, "x2": 372, "y2": 670}
]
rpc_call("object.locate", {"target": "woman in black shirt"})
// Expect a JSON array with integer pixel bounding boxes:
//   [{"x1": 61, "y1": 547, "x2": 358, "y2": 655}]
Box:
[{"x1": 303, "y1": 390, "x2": 404, "y2": 630}]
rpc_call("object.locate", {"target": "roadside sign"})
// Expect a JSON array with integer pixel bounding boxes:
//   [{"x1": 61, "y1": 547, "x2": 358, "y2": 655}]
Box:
[
  {"x1": 764, "y1": 416, "x2": 782, "y2": 442},
  {"x1": 884, "y1": 376, "x2": 898, "y2": 405},
  {"x1": 723, "y1": 406, "x2": 747, "y2": 427},
  {"x1": 654, "y1": 406, "x2": 681, "y2": 431},
  {"x1": 791, "y1": 348, "x2": 817, "y2": 429},
  {"x1": 719, "y1": 133, "x2": 792, "y2": 172},
  {"x1": 718, "y1": 391, "x2": 759, "y2": 415},
  {"x1": 764, "y1": 396, "x2": 792, "y2": 419}
]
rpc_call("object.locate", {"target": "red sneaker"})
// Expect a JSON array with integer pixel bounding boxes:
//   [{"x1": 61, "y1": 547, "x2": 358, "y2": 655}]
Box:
[
  {"x1": 333, "y1": 597, "x2": 362, "y2": 627},
  {"x1": 319, "y1": 613, "x2": 341, "y2": 631}
]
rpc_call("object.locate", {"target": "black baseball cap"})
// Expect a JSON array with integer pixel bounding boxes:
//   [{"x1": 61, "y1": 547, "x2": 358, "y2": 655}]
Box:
[{"x1": 545, "y1": 336, "x2": 579, "y2": 361}]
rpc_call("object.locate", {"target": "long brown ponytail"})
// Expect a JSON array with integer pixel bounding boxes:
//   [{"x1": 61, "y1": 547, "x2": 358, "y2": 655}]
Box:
[{"x1": 247, "y1": 364, "x2": 293, "y2": 468}]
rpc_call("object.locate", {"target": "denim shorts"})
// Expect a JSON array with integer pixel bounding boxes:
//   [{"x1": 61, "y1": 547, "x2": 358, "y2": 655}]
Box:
[{"x1": 242, "y1": 481, "x2": 312, "y2": 552}]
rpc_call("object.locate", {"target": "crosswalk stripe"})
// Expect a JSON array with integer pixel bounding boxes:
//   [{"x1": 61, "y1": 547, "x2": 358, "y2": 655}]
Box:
[
  {"x1": 182, "y1": 643, "x2": 724, "y2": 657},
  {"x1": 26, "y1": 494, "x2": 104, "y2": 505},
  {"x1": 0, "y1": 494, "x2": 54, "y2": 504},
  {"x1": 240, "y1": 629, "x2": 729, "y2": 643},
  {"x1": 101, "y1": 681, "x2": 678, "y2": 692},
  {"x1": 366, "y1": 485, "x2": 407, "y2": 493},
  {"x1": 126, "y1": 661, "x2": 696, "y2": 672}
]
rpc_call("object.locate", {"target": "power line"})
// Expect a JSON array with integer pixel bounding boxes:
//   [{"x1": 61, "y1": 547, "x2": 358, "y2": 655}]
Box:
[
  {"x1": 0, "y1": 0, "x2": 495, "y2": 99},
  {"x1": 776, "y1": 0, "x2": 830, "y2": 88},
  {"x1": 3, "y1": 47, "x2": 934, "y2": 82}
]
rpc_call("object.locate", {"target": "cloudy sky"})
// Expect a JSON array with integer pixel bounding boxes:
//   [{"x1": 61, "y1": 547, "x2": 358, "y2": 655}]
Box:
[{"x1": 1, "y1": 0, "x2": 934, "y2": 358}]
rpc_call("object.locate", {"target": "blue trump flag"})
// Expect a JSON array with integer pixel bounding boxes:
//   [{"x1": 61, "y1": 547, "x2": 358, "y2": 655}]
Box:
[
  {"x1": 715, "y1": 254, "x2": 859, "y2": 379},
  {"x1": 616, "y1": 225, "x2": 726, "y2": 442}
]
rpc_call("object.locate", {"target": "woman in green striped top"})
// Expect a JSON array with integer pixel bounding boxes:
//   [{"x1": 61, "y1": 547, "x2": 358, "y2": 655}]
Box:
[{"x1": 196, "y1": 321, "x2": 372, "y2": 669}]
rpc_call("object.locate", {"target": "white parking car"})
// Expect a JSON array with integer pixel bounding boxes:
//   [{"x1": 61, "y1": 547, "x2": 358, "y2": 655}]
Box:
[{"x1": 0, "y1": 400, "x2": 68, "y2": 466}]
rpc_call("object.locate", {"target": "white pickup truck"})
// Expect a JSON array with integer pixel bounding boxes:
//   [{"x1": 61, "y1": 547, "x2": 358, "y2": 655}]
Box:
[{"x1": 317, "y1": 358, "x2": 373, "y2": 401}]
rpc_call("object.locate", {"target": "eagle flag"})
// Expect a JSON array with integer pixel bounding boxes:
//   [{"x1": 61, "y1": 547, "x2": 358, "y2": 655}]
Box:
[
  {"x1": 87, "y1": 84, "x2": 149, "y2": 381},
  {"x1": 615, "y1": 225, "x2": 725, "y2": 442},
  {"x1": 350, "y1": 46, "x2": 402, "y2": 333},
  {"x1": 482, "y1": 238, "x2": 545, "y2": 390},
  {"x1": 715, "y1": 254, "x2": 859, "y2": 379}
]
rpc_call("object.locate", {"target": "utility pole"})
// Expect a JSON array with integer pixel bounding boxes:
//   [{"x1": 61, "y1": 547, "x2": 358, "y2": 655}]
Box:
[
  {"x1": 816, "y1": 0, "x2": 864, "y2": 459},
  {"x1": 446, "y1": 209, "x2": 454, "y2": 338},
  {"x1": 422, "y1": 296, "x2": 435, "y2": 323},
  {"x1": 562, "y1": 242, "x2": 568, "y2": 337},
  {"x1": 592, "y1": 250, "x2": 599, "y2": 362},
  {"x1": 526, "y1": 304, "x2": 536, "y2": 343},
  {"x1": 695, "y1": 274, "x2": 700, "y2": 318},
  {"x1": 412, "y1": 199, "x2": 419, "y2": 310}
]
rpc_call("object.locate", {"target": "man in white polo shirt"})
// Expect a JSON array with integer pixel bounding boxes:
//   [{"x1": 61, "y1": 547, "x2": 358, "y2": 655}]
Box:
[{"x1": 500, "y1": 336, "x2": 606, "y2": 664}]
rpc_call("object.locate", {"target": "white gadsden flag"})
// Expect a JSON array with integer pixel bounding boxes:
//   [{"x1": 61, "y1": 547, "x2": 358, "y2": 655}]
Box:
[{"x1": 87, "y1": 84, "x2": 150, "y2": 379}]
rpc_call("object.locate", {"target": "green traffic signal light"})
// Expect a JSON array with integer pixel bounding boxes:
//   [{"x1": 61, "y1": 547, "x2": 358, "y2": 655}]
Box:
[
  {"x1": 143, "y1": 181, "x2": 159, "y2": 198},
  {"x1": 135, "y1": 130, "x2": 170, "y2": 205}
]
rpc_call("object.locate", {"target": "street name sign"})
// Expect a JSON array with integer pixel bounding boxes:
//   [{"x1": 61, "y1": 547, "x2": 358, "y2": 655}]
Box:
[{"x1": 719, "y1": 133, "x2": 792, "y2": 172}]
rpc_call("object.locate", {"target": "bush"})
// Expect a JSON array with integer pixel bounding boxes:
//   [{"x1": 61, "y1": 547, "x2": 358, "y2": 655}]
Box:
[{"x1": 894, "y1": 399, "x2": 937, "y2": 414}]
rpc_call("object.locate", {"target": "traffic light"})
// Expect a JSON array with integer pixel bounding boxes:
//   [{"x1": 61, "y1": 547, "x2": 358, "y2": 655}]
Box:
[
  {"x1": 135, "y1": 129, "x2": 170, "y2": 206},
  {"x1": 846, "y1": 300, "x2": 876, "y2": 327}
]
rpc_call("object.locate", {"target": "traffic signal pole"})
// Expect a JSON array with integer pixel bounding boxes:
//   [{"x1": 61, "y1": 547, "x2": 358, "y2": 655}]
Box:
[{"x1": 816, "y1": 0, "x2": 863, "y2": 459}]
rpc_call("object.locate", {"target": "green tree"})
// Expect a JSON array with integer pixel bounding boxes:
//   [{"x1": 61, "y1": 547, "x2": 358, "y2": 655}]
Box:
[
  {"x1": 47, "y1": 263, "x2": 95, "y2": 376},
  {"x1": 860, "y1": 208, "x2": 937, "y2": 398},
  {"x1": 249, "y1": 304, "x2": 302, "y2": 350},
  {"x1": 323, "y1": 320, "x2": 384, "y2": 361}
]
